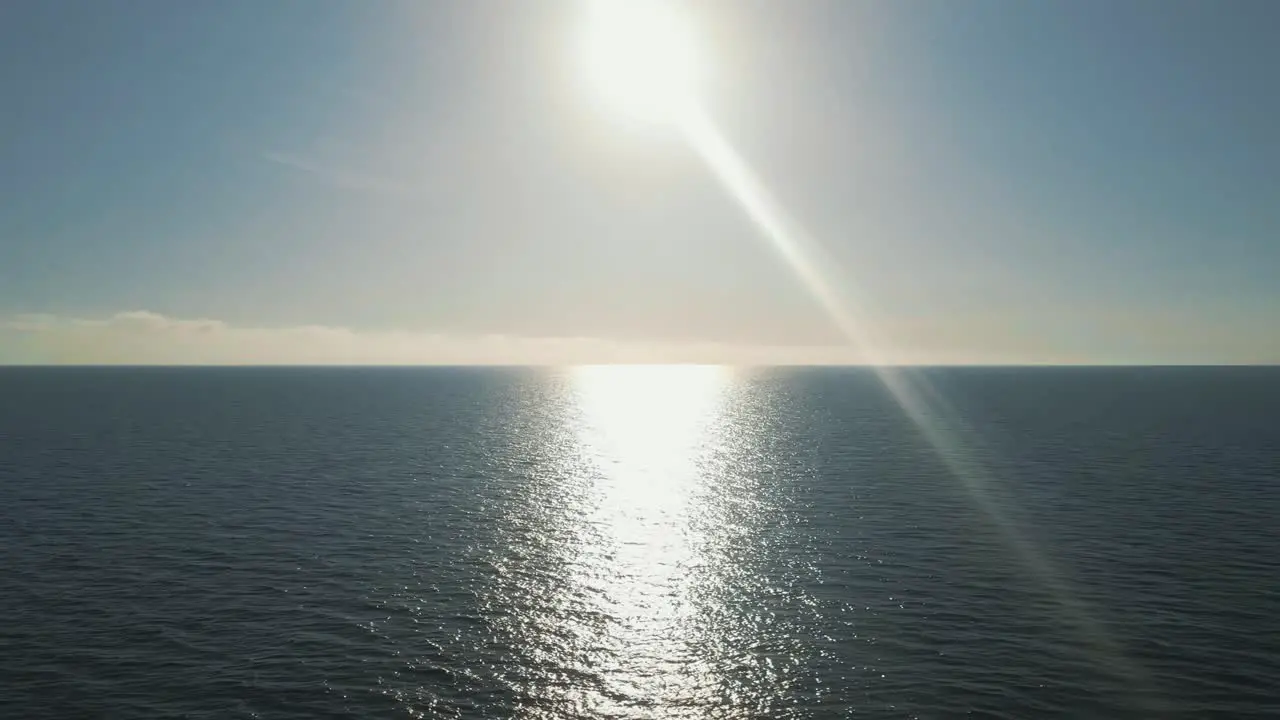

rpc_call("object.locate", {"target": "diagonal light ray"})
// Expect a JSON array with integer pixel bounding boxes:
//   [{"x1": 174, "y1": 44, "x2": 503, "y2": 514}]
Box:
[
  {"x1": 675, "y1": 102, "x2": 1163, "y2": 709},
  {"x1": 678, "y1": 108, "x2": 875, "y2": 360}
]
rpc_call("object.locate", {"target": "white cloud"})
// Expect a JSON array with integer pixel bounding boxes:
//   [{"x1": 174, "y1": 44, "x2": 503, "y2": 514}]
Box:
[
  {"x1": 263, "y1": 152, "x2": 427, "y2": 197},
  {"x1": 0, "y1": 311, "x2": 870, "y2": 365},
  {"x1": 4, "y1": 309, "x2": 1274, "y2": 366}
]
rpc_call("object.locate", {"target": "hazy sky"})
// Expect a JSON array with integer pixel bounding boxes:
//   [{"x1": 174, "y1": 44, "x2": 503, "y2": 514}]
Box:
[{"x1": 2, "y1": 0, "x2": 1277, "y2": 364}]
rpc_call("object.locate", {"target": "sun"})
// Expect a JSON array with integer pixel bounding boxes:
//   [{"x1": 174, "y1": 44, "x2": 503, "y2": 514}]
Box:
[{"x1": 578, "y1": 0, "x2": 703, "y2": 125}]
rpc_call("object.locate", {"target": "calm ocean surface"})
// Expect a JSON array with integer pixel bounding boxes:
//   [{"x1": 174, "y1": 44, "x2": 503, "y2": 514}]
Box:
[{"x1": 1, "y1": 366, "x2": 1277, "y2": 719}]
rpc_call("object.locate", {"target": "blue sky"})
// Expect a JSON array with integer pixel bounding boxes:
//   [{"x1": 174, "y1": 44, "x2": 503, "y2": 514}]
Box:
[{"x1": 2, "y1": 0, "x2": 1277, "y2": 364}]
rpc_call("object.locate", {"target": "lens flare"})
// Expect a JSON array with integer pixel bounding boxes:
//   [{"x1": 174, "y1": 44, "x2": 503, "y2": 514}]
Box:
[
  {"x1": 677, "y1": 92, "x2": 1165, "y2": 714},
  {"x1": 573, "y1": 0, "x2": 1161, "y2": 707}
]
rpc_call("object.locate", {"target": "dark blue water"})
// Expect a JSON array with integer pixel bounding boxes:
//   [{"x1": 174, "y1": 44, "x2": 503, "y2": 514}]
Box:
[{"x1": 2, "y1": 366, "x2": 1277, "y2": 718}]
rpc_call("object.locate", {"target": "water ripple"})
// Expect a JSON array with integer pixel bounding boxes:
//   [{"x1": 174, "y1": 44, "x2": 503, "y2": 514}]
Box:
[{"x1": 1, "y1": 366, "x2": 1277, "y2": 718}]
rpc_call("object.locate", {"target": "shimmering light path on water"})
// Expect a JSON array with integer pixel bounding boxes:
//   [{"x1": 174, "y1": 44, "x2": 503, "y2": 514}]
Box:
[{"x1": 1, "y1": 366, "x2": 1278, "y2": 718}]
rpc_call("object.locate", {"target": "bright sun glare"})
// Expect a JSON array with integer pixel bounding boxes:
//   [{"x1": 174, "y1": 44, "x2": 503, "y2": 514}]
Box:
[
  {"x1": 579, "y1": 0, "x2": 703, "y2": 124},
  {"x1": 568, "y1": 2, "x2": 1155, "y2": 704}
]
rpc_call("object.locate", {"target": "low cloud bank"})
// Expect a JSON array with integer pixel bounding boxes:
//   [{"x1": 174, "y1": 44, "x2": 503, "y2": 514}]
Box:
[
  {"x1": 1, "y1": 311, "x2": 868, "y2": 365},
  {"x1": 3, "y1": 309, "x2": 1274, "y2": 365}
]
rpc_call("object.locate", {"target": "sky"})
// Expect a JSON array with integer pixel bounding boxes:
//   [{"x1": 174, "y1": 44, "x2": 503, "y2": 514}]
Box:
[{"x1": 1, "y1": 0, "x2": 1277, "y2": 365}]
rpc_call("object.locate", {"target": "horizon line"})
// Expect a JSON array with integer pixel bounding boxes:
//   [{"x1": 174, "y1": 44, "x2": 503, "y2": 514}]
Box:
[{"x1": 1, "y1": 363, "x2": 1276, "y2": 370}]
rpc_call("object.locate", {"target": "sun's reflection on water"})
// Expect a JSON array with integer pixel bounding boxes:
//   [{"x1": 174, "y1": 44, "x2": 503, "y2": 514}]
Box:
[
  {"x1": 564, "y1": 365, "x2": 729, "y2": 713},
  {"x1": 572, "y1": 364, "x2": 727, "y2": 511},
  {"x1": 488, "y1": 364, "x2": 801, "y2": 718}
]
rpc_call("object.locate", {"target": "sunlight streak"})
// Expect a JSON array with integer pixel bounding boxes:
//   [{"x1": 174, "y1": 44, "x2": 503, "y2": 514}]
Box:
[
  {"x1": 570, "y1": 0, "x2": 1160, "y2": 701},
  {"x1": 674, "y1": 104, "x2": 1163, "y2": 708},
  {"x1": 679, "y1": 108, "x2": 878, "y2": 362}
]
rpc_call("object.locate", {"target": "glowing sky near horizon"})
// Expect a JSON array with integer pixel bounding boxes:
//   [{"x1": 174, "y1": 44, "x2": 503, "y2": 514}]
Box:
[{"x1": 2, "y1": 0, "x2": 1279, "y2": 365}]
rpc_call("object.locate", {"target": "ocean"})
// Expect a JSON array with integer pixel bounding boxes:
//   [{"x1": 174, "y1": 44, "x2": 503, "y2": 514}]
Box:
[{"x1": 1, "y1": 366, "x2": 1276, "y2": 718}]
